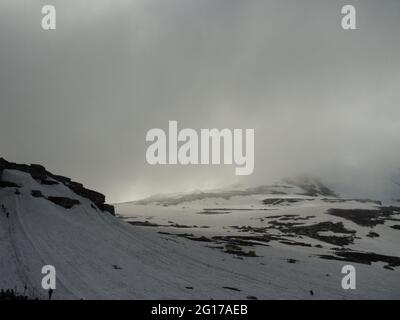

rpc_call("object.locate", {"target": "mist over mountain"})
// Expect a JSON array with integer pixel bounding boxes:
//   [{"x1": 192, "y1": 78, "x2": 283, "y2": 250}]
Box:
[{"x1": 1, "y1": 0, "x2": 400, "y2": 202}]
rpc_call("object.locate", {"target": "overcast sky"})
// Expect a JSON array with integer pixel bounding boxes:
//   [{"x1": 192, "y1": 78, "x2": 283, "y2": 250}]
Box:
[{"x1": 1, "y1": 0, "x2": 400, "y2": 202}]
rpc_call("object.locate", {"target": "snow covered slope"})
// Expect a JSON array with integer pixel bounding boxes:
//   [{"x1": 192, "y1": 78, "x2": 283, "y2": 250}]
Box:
[
  {"x1": 1, "y1": 160, "x2": 399, "y2": 299},
  {"x1": 117, "y1": 181, "x2": 400, "y2": 299}
]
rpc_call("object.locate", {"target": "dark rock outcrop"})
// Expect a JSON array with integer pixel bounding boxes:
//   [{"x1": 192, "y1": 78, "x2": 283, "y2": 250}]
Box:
[
  {"x1": 0, "y1": 158, "x2": 114, "y2": 215},
  {"x1": 319, "y1": 250, "x2": 400, "y2": 269},
  {"x1": 0, "y1": 181, "x2": 20, "y2": 188},
  {"x1": 48, "y1": 197, "x2": 80, "y2": 209},
  {"x1": 263, "y1": 198, "x2": 313, "y2": 205},
  {"x1": 98, "y1": 203, "x2": 115, "y2": 215},
  {"x1": 31, "y1": 190, "x2": 44, "y2": 198},
  {"x1": 327, "y1": 207, "x2": 400, "y2": 227},
  {"x1": 41, "y1": 180, "x2": 59, "y2": 185}
]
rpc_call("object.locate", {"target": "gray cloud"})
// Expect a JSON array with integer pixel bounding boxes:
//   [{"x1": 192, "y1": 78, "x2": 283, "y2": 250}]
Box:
[{"x1": 1, "y1": 0, "x2": 400, "y2": 202}]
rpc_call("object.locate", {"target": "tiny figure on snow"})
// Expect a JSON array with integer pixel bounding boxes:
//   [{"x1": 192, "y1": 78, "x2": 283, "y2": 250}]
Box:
[{"x1": 48, "y1": 288, "x2": 54, "y2": 300}]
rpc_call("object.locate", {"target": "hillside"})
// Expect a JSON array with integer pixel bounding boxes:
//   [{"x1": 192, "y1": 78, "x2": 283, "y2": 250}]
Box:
[{"x1": 1, "y1": 159, "x2": 399, "y2": 299}]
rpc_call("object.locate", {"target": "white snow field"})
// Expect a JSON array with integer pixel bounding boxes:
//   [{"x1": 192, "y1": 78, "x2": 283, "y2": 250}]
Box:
[{"x1": 1, "y1": 167, "x2": 400, "y2": 299}]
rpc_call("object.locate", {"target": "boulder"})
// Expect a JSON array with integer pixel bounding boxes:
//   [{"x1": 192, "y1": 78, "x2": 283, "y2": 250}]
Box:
[
  {"x1": 31, "y1": 190, "x2": 44, "y2": 198},
  {"x1": 48, "y1": 197, "x2": 80, "y2": 209}
]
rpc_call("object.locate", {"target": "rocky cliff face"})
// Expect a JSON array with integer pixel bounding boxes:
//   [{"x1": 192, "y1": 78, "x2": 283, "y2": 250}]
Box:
[{"x1": 0, "y1": 158, "x2": 114, "y2": 215}]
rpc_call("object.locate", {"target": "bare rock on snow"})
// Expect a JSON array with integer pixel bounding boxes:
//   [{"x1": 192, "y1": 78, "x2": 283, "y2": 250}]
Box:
[
  {"x1": 48, "y1": 196, "x2": 81, "y2": 209},
  {"x1": 0, "y1": 158, "x2": 114, "y2": 215}
]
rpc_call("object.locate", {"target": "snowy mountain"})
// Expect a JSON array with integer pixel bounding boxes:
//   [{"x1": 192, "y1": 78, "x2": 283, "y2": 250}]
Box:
[
  {"x1": 1, "y1": 158, "x2": 400, "y2": 299},
  {"x1": 117, "y1": 181, "x2": 400, "y2": 299}
]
